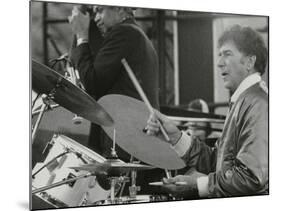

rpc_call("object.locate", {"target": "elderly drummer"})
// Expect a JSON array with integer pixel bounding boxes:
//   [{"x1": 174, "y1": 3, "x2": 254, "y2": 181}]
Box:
[{"x1": 146, "y1": 24, "x2": 268, "y2": 198}]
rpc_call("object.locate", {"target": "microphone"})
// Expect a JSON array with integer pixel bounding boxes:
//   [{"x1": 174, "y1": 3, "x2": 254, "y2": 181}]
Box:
[{"x1": 57, "y1": 53, "x2": 85, "y2": 124}]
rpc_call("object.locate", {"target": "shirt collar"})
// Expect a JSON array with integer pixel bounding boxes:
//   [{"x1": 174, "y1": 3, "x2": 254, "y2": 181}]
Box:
[{"x1": 230, "y1": 72, "x2": 261, "y2": 103}]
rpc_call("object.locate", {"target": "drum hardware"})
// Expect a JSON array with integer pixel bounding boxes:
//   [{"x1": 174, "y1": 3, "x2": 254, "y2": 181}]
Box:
[
  {"x1": 109, "y1": 128, "x2": 118, "y2": 159},
  {"x1": 128, "y1": 167, "x2": 140, "y2": 198},
  {"x1": 32, "y1": 93, "x2": 55, "y2": 143},
  {"x1": 32, "y1": 135, "x2": 111, "y2": 207},
  {"x1": 42, "y1": 139, "x2": 55, "y2": 157},
  {"x1": 32, "y1": 104, "x2": 59, "y2": 117},
  {"x1": 64, "y1": 54, "x2": 86, "y2": 125},
  {"x1": 32, "y1": 92, "x2": 41, "y2": 109},
  {"x1": 32, "y1": 149, "x2": 70, "y2": 179},
  {"x1": 116, "y1": 155, "x2": 134, "y2": 198},
  {"x1": 51, "y1": 53, "x2": 86, "y2": 125},
  {"x1": 33, "y1": 141, "x2": 90, "y2": 179},
  {"x1": 62, "y1": 145, "x2": 89, "y2": 165},
  {"x1": 108, "y1": 176, "x2": 130, "y2": 203},
  {"x1": 32, "y1": 172, "x2": 95, "y2": 194}
]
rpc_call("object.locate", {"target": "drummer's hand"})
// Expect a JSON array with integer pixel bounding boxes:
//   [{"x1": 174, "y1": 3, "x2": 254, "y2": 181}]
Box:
[
  {"x1": 68, "y1": 6, "x2": 90, "y2": 40},
  {"x1": 146, "y1": 111, "x2": 182, "y2": 145},
  {"x1": 161, "y1": 175, "x2": 198, "y2": 197}
]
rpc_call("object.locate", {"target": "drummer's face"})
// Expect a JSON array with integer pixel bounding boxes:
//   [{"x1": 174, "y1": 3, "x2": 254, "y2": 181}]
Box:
[{"x1": 94, "y1": 6, "x2": 121, "y2": 34}]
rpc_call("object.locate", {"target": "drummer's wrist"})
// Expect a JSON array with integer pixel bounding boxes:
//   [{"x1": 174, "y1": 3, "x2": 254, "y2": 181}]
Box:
[
  {"x1": 77, "y1": 37, "x2": 89, "y2": 46},
  {"x1": 171, "y1": 131, "x2": 183, "y2": 145},
  {"x1": 171, "y1": 131, "x2": 193, "y2": 157}
]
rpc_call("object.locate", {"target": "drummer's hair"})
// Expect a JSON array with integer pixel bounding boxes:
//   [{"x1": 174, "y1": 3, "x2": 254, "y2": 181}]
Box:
[{"x1": 218, "y1": 24, "x2": 268, "y2": 75}]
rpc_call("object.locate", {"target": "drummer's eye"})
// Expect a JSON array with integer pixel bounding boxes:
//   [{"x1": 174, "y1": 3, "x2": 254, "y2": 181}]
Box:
[{"x1": 142, "y1": 127, "x2": 148, "y2": 133}]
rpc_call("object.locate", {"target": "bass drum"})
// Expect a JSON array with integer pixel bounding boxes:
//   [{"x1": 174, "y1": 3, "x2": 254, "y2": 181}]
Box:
[{"x1": 32, "y1": 135, "x2": 110, "y2": 209}]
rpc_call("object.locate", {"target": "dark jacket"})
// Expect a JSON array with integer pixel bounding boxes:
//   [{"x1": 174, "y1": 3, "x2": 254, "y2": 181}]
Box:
[
  {"x1": 70, "y1": 18, "x2": 159, "y2": 108},
  {"x1": 181, "y1": 82, "x2": 268, "y2": 197},
  {"x1": 70, "y1": 18, "x2": 160, "y2": 161}
]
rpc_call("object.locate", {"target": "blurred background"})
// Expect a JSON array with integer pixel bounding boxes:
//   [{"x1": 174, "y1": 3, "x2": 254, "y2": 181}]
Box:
[
  {"x1": 30, "y1": 1, "x2": 268, "y2": 166},
  {"x1": 31, "y1": 1, "x2": 268, "y2": 109}
]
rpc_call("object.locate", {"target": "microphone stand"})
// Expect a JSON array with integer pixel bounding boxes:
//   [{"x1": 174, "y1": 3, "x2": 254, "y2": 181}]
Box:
[{"x1": 32, "y1": 93, "x2": 54, "y2": 144}]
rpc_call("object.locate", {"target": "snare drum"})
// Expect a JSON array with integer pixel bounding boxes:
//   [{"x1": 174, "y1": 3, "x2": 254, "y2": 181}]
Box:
[{"x1": 32, "y1": 134, "x2": 111, "y2": 208}]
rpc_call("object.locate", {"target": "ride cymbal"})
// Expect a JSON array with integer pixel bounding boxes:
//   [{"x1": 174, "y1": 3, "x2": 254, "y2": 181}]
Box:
[{"x1": 98, "y1": 94, "x2": 186, "y2": 170}]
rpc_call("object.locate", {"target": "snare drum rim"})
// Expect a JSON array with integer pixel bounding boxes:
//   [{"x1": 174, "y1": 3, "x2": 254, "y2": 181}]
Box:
[{"x1": 54, "y1": 134, "x2": 106, "y2": 163}]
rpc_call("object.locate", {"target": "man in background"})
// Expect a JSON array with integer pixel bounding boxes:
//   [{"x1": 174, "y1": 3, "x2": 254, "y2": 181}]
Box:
[
  {"x1": 185, "y1": 99, "x2": 212, "y2": 142},
  {"x1": 69, "y1": 5, "x2": 161, "y2": 194}
]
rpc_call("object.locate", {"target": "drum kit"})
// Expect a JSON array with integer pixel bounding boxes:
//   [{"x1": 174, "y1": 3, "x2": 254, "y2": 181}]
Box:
[{"x1": 31, "y1": 59, "x2": 224, "y2": 208}]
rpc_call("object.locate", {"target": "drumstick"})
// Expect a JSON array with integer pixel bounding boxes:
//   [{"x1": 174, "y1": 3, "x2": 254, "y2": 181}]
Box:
[
  {"x1": 121, "y1": 59, "x2": 171, "y2": 179},
  {"x1": 121, "y1": 58, "x2": 170, "y2": 142}
]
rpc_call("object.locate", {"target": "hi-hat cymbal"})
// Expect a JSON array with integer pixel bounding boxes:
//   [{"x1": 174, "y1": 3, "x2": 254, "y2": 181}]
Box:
[
  {"x1": 98, "y1": 94, "x2": 186, "y2": 170},
  {"x1": 149, "y1": 181, "x2": 187, "y2": 186},
  {"x1": 70, "y1": 158, "x2": 155, "y2": 174},
  {"x1": 32, "y1": 59, "x2": 114, "y2": 127}
]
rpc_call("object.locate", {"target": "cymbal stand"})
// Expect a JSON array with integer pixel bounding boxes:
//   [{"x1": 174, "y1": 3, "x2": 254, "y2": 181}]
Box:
[
  {"x1": 118, "y1": 155, "x2": 134, "y2": 197},
  {"x1": 32, "y1": 93, "x2": 54, "y2": 144},
  {"x1": 129, "y1": 167, "x2": 140, "y2": 199},
  {"x1": 110, "y1": 128, "x2": 118, "y2": 158},
  {"x1": 32, "y1": 104, "x2": 60, "y2": 117},
  {"x1": 64, "y1": 55, "x2": 85, "y2": 124},
  {"x1": 108, "y1": 176, "x2": 129, "y2": 204},
  {"x1": 32, "y1": 172, "x2": 94, "y2": 194}
]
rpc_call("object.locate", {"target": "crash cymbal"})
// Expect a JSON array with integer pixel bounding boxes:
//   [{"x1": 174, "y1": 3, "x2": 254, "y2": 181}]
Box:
[
  {"x1": 98, "y1": 94, "x2": 186, "y2": 170},
  {"x1": 32, "y1": 59, "x2": 114, "y2": 126},
  {"x1": 70, "y1": 158, "x2": 155, "y2": 174}
]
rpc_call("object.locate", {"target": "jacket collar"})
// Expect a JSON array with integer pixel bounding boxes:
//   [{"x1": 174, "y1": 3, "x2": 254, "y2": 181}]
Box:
[
  {"x1": 230, "y1": 72, "x2": 261, "y2": 103},
  {"x1": 104, "y1": 17, "x2": 136, "y2": 36}
]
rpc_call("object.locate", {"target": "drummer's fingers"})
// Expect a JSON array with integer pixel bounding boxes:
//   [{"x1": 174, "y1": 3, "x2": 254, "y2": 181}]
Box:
[
  {"x1": 146, "y1": 119, "x2": 159, "y2": 130},
  {"x1": 145, "y1": 125, "x2": 159, "y2": 135},
  {"x1": 147, "y1": 118, "x2": 159, "y2": 127},
  {"x1": 163, "y1": 177, "x2": 176, "y2": 184},
  {"x1": 148, "y1": 112, "x2": 158, "y2": 123},
  {"x1": 154, "y1": 110, "x2": 169, "y2": 123}
]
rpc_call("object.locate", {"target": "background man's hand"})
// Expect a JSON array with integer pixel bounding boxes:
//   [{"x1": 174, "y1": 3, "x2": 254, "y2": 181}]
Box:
[{"x1": 68, "y1": 6, "x2": 90, "y2": 39}]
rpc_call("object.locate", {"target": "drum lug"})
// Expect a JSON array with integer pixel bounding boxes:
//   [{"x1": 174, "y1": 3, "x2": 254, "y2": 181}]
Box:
[{"x1": 79, "y1": 192, "x2": 90, "y2": 206}]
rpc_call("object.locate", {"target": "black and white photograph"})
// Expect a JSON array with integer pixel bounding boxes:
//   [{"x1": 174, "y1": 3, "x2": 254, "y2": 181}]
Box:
[{"x1": 29, "y1": 0, "x2": 270, "y2": 210}]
